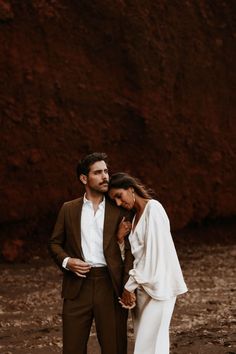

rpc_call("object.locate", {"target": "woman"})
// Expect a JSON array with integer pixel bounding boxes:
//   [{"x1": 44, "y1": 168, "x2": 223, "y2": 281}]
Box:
[{"x1": 108, "y1": 172, "x2": 188, "y2": 354}]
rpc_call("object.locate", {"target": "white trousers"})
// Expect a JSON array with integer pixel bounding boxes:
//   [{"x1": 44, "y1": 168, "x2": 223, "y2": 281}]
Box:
[{"x1": 132, "y1": 288, "x2": 176, "y2": 354}]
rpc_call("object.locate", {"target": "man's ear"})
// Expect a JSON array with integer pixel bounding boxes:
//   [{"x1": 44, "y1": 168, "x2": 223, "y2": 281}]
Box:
[{"x1": 80, "y1": 174, "x2": 87, "y2": 185}]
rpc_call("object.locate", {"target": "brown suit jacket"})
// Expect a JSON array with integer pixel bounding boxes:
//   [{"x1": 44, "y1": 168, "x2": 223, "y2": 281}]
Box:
[{"x1": 48, "y1": 197, "x2": 134, "y2": 299}]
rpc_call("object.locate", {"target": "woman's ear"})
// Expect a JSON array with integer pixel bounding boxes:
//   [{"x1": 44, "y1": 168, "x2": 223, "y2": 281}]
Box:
[
  {"x1": 128, "y1": 187, "x2": 135, "y2": 195},
  {"x1": 130, "y1": 187, "x2": 136, "y2": 203},
  {"x1": 80, "y1": 174, "x2": 87, "y2": 185}
]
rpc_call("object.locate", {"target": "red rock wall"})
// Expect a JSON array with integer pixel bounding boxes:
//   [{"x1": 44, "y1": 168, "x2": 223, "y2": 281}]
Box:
[{"x1": 0, "y1": 1, "x2": 235, "y2": 259}]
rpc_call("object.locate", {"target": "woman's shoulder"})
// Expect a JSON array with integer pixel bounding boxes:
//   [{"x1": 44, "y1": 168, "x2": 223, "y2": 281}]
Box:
[
  {"x1": 147, "y1": 199, "x2": 164, "y2": 211},
  {"x1": 146, "y1": 199, "x2": 169, "y2": 220}
]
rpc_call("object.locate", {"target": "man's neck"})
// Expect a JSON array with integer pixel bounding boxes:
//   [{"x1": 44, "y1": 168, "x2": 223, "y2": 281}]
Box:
[{"x1": 85, "y1": 190, "x2": 104, "y2": 213}]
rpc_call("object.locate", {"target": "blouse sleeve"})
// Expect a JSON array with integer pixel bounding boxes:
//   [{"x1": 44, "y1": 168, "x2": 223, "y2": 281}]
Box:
[{"x1": 125, "y1": 201, "x2": 187, "y2": 300}]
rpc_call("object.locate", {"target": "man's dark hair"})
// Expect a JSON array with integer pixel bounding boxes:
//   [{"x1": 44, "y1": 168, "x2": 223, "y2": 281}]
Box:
[{"x1": 76, "y1": 152, "x2": 108, "y2": 179}]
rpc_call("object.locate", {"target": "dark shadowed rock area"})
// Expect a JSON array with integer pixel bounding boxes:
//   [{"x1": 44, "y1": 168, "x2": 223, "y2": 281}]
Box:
[{"x1": 0, "y1": 1, "x2": 235, "y2": 259}]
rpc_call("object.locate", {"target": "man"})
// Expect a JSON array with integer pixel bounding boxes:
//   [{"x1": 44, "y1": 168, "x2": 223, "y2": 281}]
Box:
[{"x1": 48, "y1": 152, "x2": 133, "y2": 354}]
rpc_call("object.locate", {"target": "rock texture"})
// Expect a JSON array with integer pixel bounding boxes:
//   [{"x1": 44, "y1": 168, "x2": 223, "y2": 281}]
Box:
[{"x1": 0, "y1": 1, "x2": 235, "y2": 260}]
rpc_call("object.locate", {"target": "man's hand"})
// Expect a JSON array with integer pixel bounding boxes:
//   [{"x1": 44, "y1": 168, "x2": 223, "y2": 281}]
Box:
[
  {"x1": 119, "y1": 289, "x2": 136, "y2": 307},
  {"x1": 67, "y1": 258, "x2": 92, "y2": 277},
  {"x1": 117, "y1": 217, "x2": 132, "y2": 244}
]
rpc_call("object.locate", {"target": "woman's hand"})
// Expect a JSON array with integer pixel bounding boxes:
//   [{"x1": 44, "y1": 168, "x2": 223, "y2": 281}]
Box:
[
  {"x1": 117, "y1": 217, "x2": 132, "y2": 244},
  {"x1": 119, "y1": 289, "x2": 136, "y2": 308}
]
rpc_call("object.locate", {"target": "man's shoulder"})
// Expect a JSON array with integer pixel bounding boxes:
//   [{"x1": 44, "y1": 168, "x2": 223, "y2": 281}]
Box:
[
  {"x1": 105, "y1": 196, "x2": 119, "y2": 209},
  {"x1": 63, "y1": 197, "x2": 83, "y2": 208},
  {"x1": 105, "y1": 197, "x2": 133, "y2": 219}
]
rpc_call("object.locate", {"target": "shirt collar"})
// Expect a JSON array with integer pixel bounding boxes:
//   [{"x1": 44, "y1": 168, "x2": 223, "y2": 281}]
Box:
[{"x1": 83, "y1": 194, "x2": 105, "y2": 209}]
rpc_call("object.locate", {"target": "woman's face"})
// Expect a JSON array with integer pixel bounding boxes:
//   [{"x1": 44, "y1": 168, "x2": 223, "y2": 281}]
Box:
[{"x1": 109, "y1": 187, "x2": 135, "y2": 209}]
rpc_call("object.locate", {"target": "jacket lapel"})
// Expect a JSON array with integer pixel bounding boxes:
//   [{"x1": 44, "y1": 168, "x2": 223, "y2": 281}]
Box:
[
  {"x1": 71, "y1": 198, "x2": 84, "y2": 257},
  {"x1": 103, "y1": 198, "x2": 119, "y2": 251}
]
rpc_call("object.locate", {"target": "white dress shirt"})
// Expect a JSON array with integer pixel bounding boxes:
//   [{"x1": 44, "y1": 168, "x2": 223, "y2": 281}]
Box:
[{"x1": 62, "y1": 195, "x2": 107, "y2": 269}]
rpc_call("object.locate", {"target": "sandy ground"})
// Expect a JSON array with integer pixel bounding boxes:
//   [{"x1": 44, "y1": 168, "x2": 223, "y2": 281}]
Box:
[{"x1": 0, "y1": 223, "x2": 236, "y2": 354}]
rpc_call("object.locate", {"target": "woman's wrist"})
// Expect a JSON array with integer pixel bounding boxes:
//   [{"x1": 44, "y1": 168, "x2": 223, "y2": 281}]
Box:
[
  {"x1": 118, "y1": 238, "x2": 124, "y2": 244},
  {"x1": 117, "y1": 233, "x2": 125, "y2": 243}
]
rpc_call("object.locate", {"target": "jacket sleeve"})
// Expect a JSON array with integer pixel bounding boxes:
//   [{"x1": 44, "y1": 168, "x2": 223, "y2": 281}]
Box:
[
  {"x1": 121, "y1": 210, "x2": 134, "y2": 287},
  {"x1": 48, "y1": 203, "x2": 70, "y2": 269},
  {"x1": 123, "y1": 237, "x2": 134, "y2": 287}
]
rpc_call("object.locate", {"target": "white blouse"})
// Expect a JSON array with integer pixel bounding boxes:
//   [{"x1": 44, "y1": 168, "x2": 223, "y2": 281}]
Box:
[{"x1": 125, "y1": 199, "x2": 188, "y2": 300}]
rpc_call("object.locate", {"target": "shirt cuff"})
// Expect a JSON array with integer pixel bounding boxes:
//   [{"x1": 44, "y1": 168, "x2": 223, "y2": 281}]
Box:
[
  {"x1": 125, "y1": 276, "x2": 139, "y2": 292},
  {"x1": 62, "y1": 257, "x2": 70, "y2": 270}
]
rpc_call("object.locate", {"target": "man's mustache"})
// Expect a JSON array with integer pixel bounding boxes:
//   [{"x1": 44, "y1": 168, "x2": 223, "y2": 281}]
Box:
[{"x1": 100, "y1": 181, "x2": 109, "y2": 185}]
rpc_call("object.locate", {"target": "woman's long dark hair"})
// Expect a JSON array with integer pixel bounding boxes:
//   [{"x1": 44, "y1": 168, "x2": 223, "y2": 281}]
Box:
[{"x1": 109, "y1": 172, "x2": 154, "y2": 199}]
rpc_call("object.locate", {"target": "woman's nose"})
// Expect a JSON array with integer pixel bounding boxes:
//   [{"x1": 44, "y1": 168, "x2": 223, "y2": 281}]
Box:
[{"x1": 116, "y1": 199, "x2": 122, "y2": 206}]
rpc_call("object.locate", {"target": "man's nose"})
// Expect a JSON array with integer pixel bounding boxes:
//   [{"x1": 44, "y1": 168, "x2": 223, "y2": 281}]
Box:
[{"x1": 102, "y1": 171, "x2": 108, "y2": 179}]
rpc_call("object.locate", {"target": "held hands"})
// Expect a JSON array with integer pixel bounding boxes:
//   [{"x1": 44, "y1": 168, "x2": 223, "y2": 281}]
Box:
[
  {"x1": 67, "y1": 258, "x2": 91, "y2": 277},
  {"x1": 119, "y1": 289, "x2": 136, "y2": 309},
  {"x1": 117, "y1": 217, "x2": 132, "y2": 244}
]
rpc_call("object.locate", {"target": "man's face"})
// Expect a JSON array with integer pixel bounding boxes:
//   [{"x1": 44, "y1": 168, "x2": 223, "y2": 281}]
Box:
[{"x1": 86, "y1": 160, "x2": 109, "y2": 193}]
